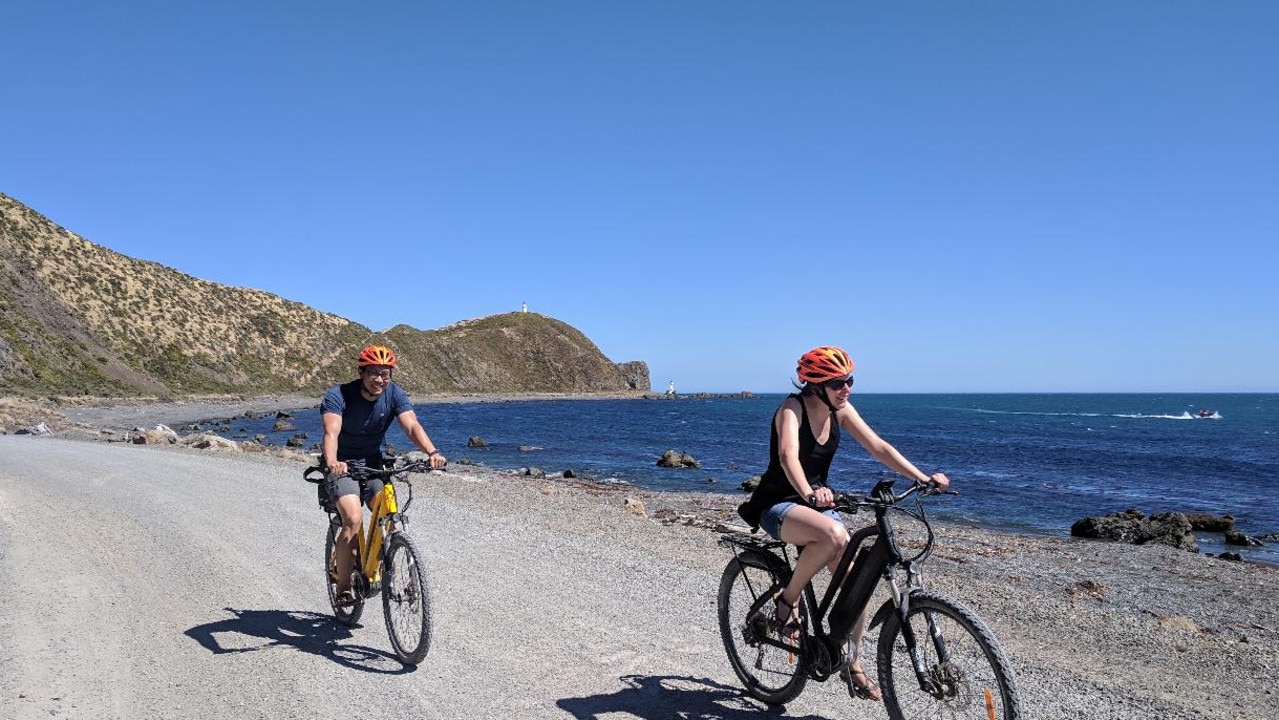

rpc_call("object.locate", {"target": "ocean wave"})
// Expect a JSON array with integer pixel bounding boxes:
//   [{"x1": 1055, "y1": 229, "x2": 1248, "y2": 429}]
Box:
[{"x1": 967, "y1": 408, "x2": 1218, "y2": 421}]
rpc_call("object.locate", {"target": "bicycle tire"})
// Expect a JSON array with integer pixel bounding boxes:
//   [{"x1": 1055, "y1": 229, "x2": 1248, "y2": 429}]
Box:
[
  {"x1": 325, "y1": 520, "x2": 364, "y2": 626},
  {"x1": 716, "y1": 551, "x2": 809, "y2": 705},
  {"x1": 382, "y1": 531, "x2": 432, "y2": 664},
  {"x1": 876, "y1": 591, "x2": 1021, "y2": 720}
]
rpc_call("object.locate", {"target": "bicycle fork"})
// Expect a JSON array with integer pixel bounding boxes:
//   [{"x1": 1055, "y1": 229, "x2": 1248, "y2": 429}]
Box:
[{"x1": 885, "y1": 570, "x2": 951, "y2": 699}]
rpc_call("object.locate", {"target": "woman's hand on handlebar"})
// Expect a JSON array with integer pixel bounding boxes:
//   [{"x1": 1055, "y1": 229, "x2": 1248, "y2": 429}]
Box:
[
  {"x1": 810, "y1": 486, "x2": 836, "y2": 508},
  {"x1": 925, "y1": 472, "x2": 950, "y2": 491},
  {"x1": 427, "y1": 452, "x2": 447, "y2": 470}
]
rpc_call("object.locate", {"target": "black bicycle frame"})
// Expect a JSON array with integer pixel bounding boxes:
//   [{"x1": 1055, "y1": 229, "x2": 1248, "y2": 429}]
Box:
[{"x1": 805, "y1": 497, "x2": 904, "y2": 645}]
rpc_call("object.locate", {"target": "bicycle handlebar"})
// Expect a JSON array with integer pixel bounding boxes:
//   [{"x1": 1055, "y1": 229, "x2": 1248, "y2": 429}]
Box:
[
  {"x1": 302, "y1": 459, "x2": 441, "y2": 484},
  {"x1": 827, "y1": 478, "x2": 956, "y2": 513}
]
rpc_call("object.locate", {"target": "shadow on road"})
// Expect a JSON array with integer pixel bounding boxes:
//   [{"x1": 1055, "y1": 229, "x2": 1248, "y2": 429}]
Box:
[
  {"x1": 556, "y1": 674, "x2": 827, "y2": 719},
  {"x1": 185, "y1": 607, "x2": 412, "y2": 674}
]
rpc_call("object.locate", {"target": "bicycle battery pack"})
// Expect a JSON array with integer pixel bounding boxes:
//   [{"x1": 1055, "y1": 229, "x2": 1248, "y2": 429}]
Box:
[{"x1": 828, "y1": 534, "x2": 891, "y2": 635}]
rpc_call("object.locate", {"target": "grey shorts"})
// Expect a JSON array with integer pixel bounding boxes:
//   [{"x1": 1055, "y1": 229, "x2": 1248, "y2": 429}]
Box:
[
  {"x1": 325, "y1": 463, "x2": 387, "y2": 507},
  {"x1": 760, "y1": 501, "x2": 842, "y2": 540}
]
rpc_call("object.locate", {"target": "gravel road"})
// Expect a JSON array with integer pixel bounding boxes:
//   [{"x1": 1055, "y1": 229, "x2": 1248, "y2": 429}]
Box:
[{"x1": 2, "y1": 435, "x2": 1275, "y2": 719}]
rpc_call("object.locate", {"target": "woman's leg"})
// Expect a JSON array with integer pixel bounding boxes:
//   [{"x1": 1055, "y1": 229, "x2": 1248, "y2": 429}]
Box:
[{"x1": 776, "y1": 506, "x2": 849, "y2": 613}]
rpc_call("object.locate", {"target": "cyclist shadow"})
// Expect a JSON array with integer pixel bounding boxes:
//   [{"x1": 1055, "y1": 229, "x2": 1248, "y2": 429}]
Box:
[
  {"x1": 556, "y1": 674, "x2": 827, "y2": 720},
  {"x1": 185, "y1": 607, "x2": 411, "y2": 675}
]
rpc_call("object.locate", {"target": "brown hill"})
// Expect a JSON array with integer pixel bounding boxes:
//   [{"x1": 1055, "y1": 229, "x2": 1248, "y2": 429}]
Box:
[{"x1": 0, "y1": 192, "x2": 648, "y2": 398}]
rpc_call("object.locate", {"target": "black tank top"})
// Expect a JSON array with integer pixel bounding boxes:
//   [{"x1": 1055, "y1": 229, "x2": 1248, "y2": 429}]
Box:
[{"x1": 738, "y1": 393, "x2": 840, "y2": 528}]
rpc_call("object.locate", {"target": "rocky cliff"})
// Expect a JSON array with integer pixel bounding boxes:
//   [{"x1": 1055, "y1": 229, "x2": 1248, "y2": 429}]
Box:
[{"x1": 0, "y1": 192, "x2": 647, "y2": 397}]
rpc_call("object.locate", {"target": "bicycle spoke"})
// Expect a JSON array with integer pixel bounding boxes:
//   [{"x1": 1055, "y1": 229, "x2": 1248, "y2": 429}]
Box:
[
  {"x1": 382, "y1": 533, "x2": 432, "y2": 664},
  {"x1": 717, "y1": 554, "x2": 808, "y2": 705},
  {"x1": 879, "y1": 593, "x2": 1020, "y2": 720}
]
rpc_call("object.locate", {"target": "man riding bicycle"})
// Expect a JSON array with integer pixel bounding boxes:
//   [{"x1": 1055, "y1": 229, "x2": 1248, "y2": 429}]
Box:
[{"x1": 321, "y1": 344, "x2": 447, "y2": 607}]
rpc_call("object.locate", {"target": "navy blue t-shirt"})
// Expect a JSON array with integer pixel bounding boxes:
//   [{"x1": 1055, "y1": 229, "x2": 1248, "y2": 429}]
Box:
[{"x1": 321, "y1": 380, "x2": 413, "y2": 463}]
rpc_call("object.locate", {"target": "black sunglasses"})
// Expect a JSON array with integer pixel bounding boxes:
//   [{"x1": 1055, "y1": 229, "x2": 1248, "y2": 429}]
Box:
[{"x1": 822, "y1": 375, "x2": 855, "y2": 390}]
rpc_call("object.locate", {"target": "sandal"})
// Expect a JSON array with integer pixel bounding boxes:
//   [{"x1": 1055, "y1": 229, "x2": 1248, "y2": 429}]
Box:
[
  {"x1": 840, "y1": 664, "x2": 882, "y2": 701},
  {"x1": 772, "y1": 593, "x2": 802, "y2": 635}
]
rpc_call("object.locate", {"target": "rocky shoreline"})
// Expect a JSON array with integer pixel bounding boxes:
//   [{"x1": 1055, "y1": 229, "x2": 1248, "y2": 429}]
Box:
[{"x1": 2, "y1": 394, "x2": 1277, "y2": 717}]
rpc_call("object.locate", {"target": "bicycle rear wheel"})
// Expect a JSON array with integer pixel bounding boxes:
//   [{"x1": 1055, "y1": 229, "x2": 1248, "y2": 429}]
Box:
[
  {"x1": 325, "y1": 519, "x2": 364, "y2": 626},
  {"x1": 716, "y1": 551, "x2": 809, "y2": 705},
  {"x1": 382, "y1": 532, "x2": 432, "y2": 665},
  {"x1": 877, "y1": 591, "x2": 1021, "y2": 720}
]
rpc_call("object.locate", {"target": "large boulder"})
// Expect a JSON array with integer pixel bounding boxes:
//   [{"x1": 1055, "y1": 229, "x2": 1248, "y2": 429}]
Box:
[
  {"x1": 657, "y1": 450, "x2": 701, "y2": 469},
  {"x1": 1070, "y1": 509, "x2": 1198, "y2": 552},
  {"x1": 131, "y1": 424, "x2": 178, "y2": 445},
  {"x1": 1225, "y1": 531, "x2": 1264, "y2": 547},
  {"x1": 1184, "y1": 512, "x2": 1235, "y2": 532},
  {"x1": 178, "y1": 433, "x2": 238, "y2": 451}
]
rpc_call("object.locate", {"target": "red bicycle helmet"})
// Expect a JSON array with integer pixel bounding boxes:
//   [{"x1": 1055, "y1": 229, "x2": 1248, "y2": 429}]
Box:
[
  {"x1": 796, "y1": 346, "x2": 854, "y2": 384},
  {"x1": 357, "y1": 345, "x2": 398, "y2": 368}
]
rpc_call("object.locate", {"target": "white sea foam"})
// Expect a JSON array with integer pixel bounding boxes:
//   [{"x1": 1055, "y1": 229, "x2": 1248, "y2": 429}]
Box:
[{"x1": 968, "y1": 408, "x2": 1218, "y2": 421}]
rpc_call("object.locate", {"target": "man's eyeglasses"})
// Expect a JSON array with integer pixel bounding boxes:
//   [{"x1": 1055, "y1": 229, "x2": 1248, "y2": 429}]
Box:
[
  {"x1": 822, "y1": 375, "x2": 854, "y2": 391},
  {"x1": 363, "y1": 369, "x2": 393, "y2": 380}
]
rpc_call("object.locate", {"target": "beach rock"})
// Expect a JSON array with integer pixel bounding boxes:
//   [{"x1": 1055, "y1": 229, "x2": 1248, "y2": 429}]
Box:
[
  {"x1": 1217, "y1": 551, "x2": 1244, "y2": 562},
  {"x1": 1070, "y1": 509, "x2": 1198, "y2": 552},
  {"x1": 1225, "y1": 531, "x2": 1264, "y2": 547},
  {"x1": 623, "y1": 497, "x2": 647, "y2": 518},
  {"x1": 131, "y1": 424, "x2": 178, "y2": 445},
  {"x1": 741, "y1": 475, "x2": 762, "y2": 492},
  {"x1": 275, "y1": 411, "x2": 293, "y2": 419},
  {"x1": 15, "y1": 422, "x2": 52, "y2": 435},
  {"x1": 468, "y1": 436, "x2": 487, "y2": 448},
  {"x1": 563, "y1": 469, "x2": 577, "y2": 479},
  {"x1": 524, "y1": 467, "x2": 546, "y2": 479},
  {"x1": 1185, "y1": 512, "x2": 1235, "y2": 532},
  {"x1": 179, "y1": 433, "x2": 238, "y2": 451},
  {"x1": 657, "y1": 450, "x2": 701, "y2": 469},
  {"x1": 286, "y1": 433, "x2": 307, "y2": 447},
  {"x1": 272, "y1": 418, "x2": 294, "y2": 432},
  {"x1": 1065, "y1": 579, "x2": 1108, "y2": 600}
]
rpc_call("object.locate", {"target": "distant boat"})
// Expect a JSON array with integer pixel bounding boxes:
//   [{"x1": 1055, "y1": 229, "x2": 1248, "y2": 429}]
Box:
[{"x1": 1196, "y1": 408, "x2": 1218, "y2": 419}]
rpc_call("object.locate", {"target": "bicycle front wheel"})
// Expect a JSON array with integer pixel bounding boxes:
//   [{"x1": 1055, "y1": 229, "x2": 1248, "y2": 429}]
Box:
[
  {"x1": 382, "y1": 532, "x2": 432, "y2": 665},
  {"x1": 716, "y1": 551, "x2": 809, "y2": 705},
  {"x1": 325, "y1": 519, "x2": 363, "y2": 626},
  {"x1": 877, "y1": 591, "x2": 1021, "y2": 720}
]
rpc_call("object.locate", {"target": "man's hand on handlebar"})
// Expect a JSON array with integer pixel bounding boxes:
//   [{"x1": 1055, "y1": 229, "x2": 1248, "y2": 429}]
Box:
[{"x1": 327, "y1": 460, "x2": 348, "y2": 478}]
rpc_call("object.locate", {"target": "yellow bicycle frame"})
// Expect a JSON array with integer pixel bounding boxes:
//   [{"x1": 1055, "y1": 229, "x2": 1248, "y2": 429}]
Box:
[{"x1": 354, "y1": 481, "x2": 401, "y2": 582}]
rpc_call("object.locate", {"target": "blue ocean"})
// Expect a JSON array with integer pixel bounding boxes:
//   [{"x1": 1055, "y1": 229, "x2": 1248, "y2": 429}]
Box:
[{"x1": 223, "y1": 393, "x2": 1279, "y2": 564}]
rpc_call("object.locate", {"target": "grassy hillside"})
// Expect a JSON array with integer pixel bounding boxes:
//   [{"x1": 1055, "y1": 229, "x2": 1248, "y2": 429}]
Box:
[{"x1": 0, "y1": 192, "x2": 647, "y2": 398}]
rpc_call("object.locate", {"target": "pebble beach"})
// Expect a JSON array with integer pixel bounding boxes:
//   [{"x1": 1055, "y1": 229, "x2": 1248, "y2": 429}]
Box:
[{"x1": 3, "y1": 394, "x2": 1277, "y2": 718}]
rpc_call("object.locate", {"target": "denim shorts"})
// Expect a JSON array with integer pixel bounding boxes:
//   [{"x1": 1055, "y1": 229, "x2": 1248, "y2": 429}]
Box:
[{"x1": 760, "y1": 501, "x2": 843, "y2": 540}]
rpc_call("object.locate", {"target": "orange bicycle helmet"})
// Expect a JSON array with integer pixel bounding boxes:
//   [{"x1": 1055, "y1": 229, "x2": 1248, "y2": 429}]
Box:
[
  {"x1": 357, "y1": 345, "x2": 398, "y2": 368},
  {"x1": 796, "y1": 346, "x2": 854, "y2": 384}
]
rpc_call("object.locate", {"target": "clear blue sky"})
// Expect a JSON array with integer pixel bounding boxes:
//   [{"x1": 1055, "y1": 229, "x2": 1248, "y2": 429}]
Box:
[{"x1": 3, "y1": 1, "x2": 1276, "y2": 393}]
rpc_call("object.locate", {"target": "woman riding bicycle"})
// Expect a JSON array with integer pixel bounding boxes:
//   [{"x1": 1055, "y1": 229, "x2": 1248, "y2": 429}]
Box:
[
  {"x1": 738, "y1": 345, "x2": 950, "y2": 701},
  {"x1": 321, "y1": 344, "x2": 447, "y2": 607}
]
